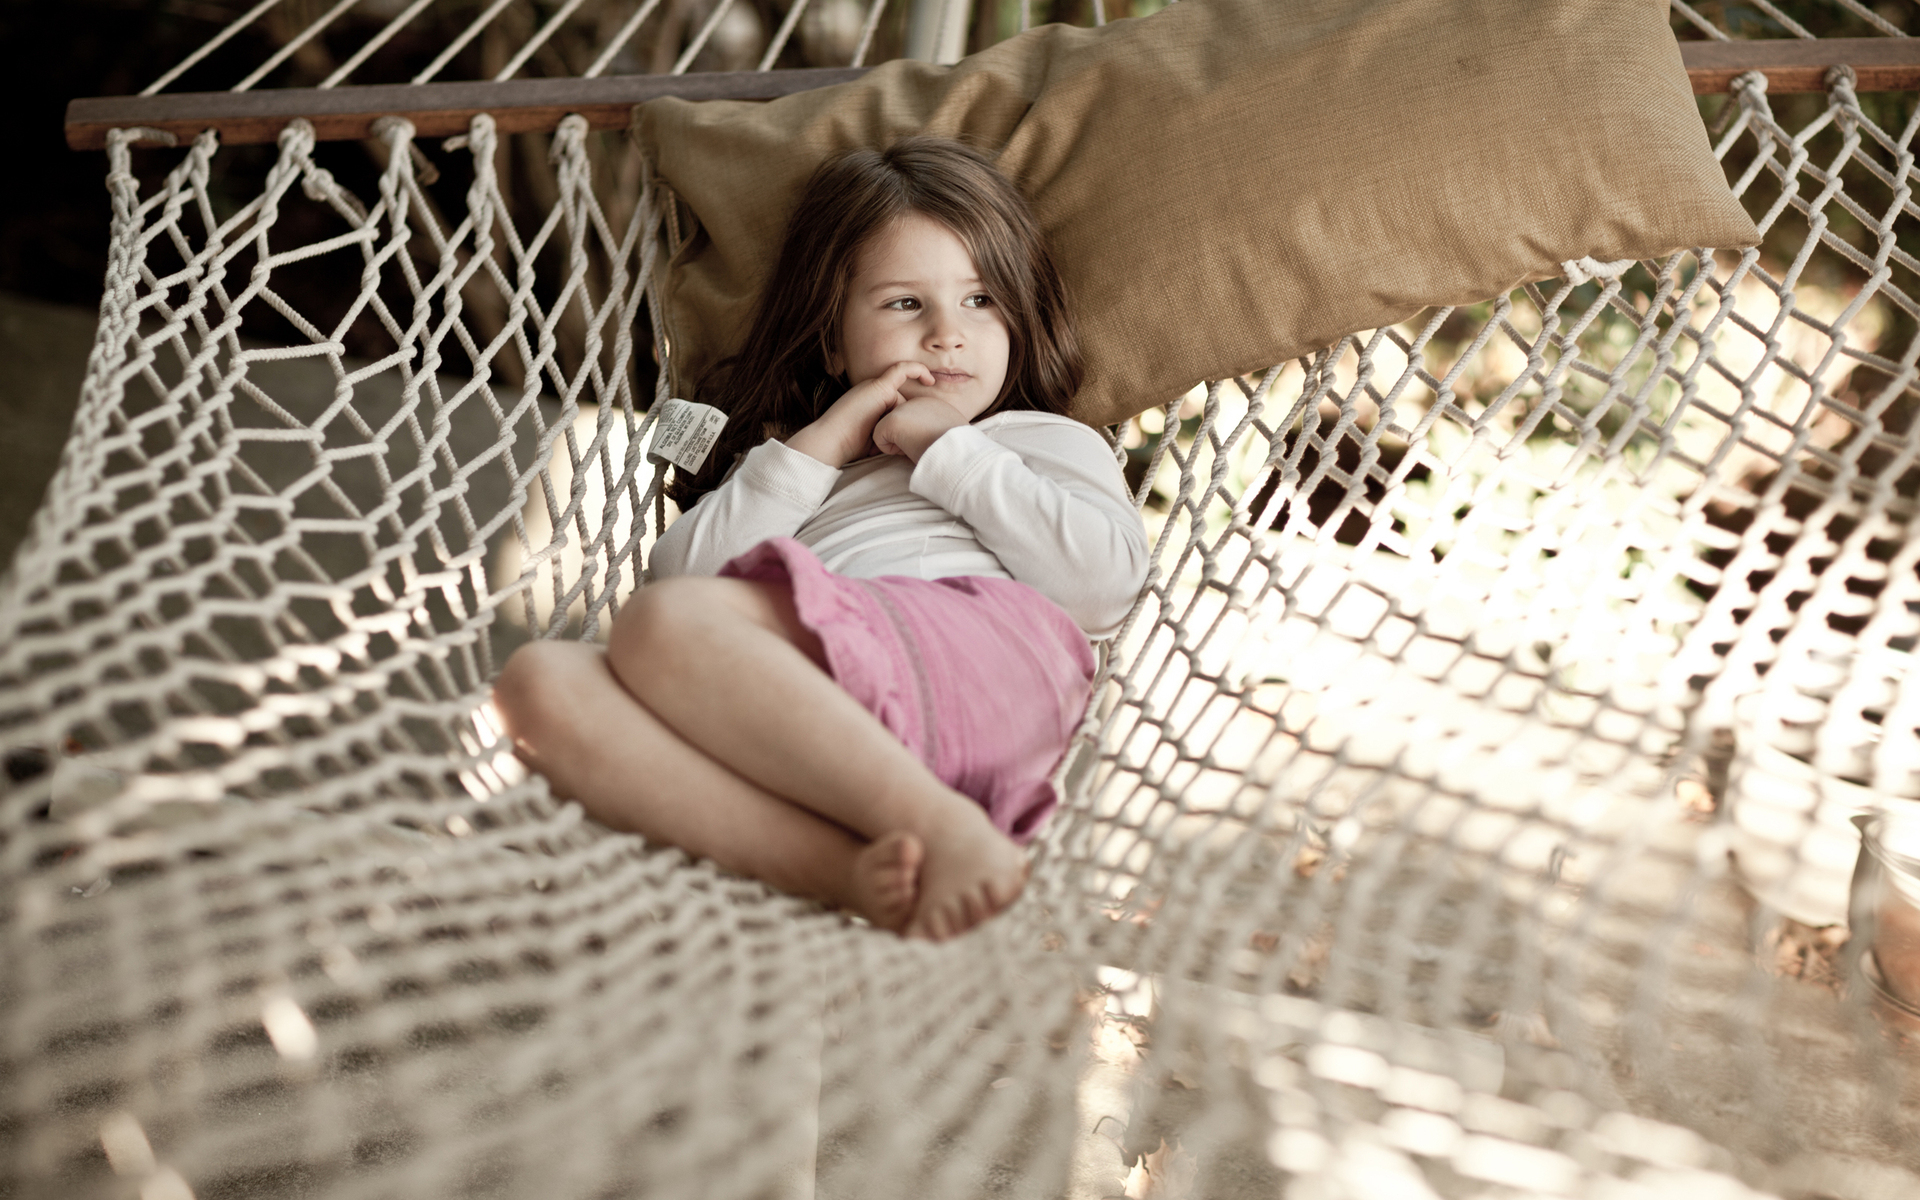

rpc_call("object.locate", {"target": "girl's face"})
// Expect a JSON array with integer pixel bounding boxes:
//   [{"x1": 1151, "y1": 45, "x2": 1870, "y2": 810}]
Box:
[{"x1": 831, "y1": 212, "x2": 1011, "y2": 422}]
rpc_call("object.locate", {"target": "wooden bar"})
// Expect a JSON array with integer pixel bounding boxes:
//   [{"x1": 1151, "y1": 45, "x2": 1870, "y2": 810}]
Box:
[
  {"x1": 63, "y1": 37, "x2": 1920, "y2": 151},
  {"x1": 63, "y1": 67, "x2": 870, "y2": 151},
  {"x1": 1682, "y1": 36, "x2": 1920, "y2": 95}
]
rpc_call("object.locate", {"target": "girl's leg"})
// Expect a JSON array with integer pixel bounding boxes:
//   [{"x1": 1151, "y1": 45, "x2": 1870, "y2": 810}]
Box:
[
  {"x1": 492, "y1": 639, "x2": 923, "y2": 930},
  {"x1": 606, "y1": 576, "x2": 1029, "y2": 941}
]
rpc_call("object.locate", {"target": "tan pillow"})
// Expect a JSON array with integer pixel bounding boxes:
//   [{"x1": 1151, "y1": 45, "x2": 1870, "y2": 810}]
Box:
[{"x1": 632, "y1": 0, "x2": 1759, "y2": 428}]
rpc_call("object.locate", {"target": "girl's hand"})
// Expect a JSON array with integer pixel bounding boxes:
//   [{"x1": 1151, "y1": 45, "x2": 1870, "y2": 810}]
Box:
[
  {"x1": 787, "y1": 361, "x2": 935, "y2": 468},
  {"x1": 873, "y1": 397, "x2": 966, "y2": 464}
]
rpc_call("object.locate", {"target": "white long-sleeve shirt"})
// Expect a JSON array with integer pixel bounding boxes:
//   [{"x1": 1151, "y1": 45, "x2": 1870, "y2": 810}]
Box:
[{"x1": 649, "y1": 411, "x2": 1149, "y2": 638}]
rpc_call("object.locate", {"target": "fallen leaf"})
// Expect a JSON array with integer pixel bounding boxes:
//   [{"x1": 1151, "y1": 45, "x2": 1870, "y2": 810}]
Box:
[
  {"x1": 1488, "y1": 1009, "x2": 1560, "y2": 1049},
  {"x1": 1103, "y1": 894, "x2": 1164, "y2": 928},
  {"x1": 1294, "y1": 845, "x2": 1327, "y2": 878},
  {"x1": 1760, "y1": 918, "x2": 1848, "y2": 993},
  {"x1": 1286, "y1": 924, "x2": 1333, "y2": 993},
  {"x1": 1124, "y1": 1138, "x2": 1198, "y2": 1200},
  {"x1": 1675, "y1": 778, "x2": 1716, "y2": 818}
]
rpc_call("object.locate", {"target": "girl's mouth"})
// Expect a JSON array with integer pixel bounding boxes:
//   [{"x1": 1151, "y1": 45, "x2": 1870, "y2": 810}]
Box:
[{"x1": 929, "y1": 370, "x2": 971, "y2": 385}]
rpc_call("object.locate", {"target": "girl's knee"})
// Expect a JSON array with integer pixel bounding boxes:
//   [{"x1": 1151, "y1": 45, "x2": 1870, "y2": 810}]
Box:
[
  {"x1": 494, "y1": 640, "x2": 598, "y2": 737},
  {"x1": 611, "y1": 577, "x2": 743, "y2": 653},
  {"x1": 612, "y1": 576, "x2": 820, "y2": 670},
  {"x1": 610, "y1": 578, "x2": 687, "y2": 658}
]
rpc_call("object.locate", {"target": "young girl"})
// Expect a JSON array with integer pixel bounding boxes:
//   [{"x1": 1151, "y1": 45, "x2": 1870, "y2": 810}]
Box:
[{"x1": 493, "y1": 138, "x2": 1148, "y2": 940}]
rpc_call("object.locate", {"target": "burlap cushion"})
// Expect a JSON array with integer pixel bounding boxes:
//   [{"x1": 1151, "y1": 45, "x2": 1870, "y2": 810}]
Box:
[{"x1": 632, "y1": 0, "x2": 1759, "y2": 428}]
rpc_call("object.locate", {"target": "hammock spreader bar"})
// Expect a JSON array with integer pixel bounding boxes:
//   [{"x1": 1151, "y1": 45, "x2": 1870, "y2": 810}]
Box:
[
  {"x1": 61, "y1": 38, "x2": 1920, "y2": 152},
  {"x1": 1681, "y1": 35, "x2": 1920, "y2": 94},
  {"x1": 62, "y1": 65, "x2": 869, "y2": 150}
]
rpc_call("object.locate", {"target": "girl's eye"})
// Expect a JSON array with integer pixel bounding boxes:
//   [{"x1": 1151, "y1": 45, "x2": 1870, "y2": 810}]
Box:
[
  {"x1": 963, "y1": 293, "x2": 994, "y2": 309},
  {"x1": 884, "y1": 297, "x2": 920, "y2": 312}
]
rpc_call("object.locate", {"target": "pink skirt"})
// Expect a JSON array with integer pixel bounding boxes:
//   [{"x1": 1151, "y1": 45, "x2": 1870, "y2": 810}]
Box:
[{"x1": 719, "y1": 538, "x2": 1095, "y2": 843}]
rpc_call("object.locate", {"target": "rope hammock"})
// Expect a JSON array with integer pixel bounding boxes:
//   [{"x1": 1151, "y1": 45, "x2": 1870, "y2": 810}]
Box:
[{"x1": 7, "y1": 2, "x2": 1920, "y2": 1197}]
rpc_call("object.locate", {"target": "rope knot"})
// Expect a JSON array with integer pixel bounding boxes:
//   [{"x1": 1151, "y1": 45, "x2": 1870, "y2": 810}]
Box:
[
  {"x1": 1560, "y1": 257, "x2": 1634, "y2": 287},
  {"x1": 370, "y1": 115, "x2": 416, "y2": 143},
  {"x1": 1825, "y1": 64, "x2": 1862, "y2": 130}
]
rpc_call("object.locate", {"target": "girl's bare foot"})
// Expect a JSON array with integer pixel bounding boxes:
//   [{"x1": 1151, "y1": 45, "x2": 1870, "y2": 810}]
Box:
[
  {"x1": 848, "y1": 831, "x2": 924, "y2": 932},
  {"x1": 904, "y1": 800, "x2": 1029, "y2": 941}
]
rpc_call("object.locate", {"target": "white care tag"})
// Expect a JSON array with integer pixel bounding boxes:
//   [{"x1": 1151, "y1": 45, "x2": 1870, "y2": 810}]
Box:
[{"x1": 646, "y1": 398, "x2": 728, "y2": 472}]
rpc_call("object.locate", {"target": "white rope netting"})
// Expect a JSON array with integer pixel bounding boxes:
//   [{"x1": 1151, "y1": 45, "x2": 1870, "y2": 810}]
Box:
[{"x1": 5, "y1": 3, "x2": 1920, "y2": 1198}]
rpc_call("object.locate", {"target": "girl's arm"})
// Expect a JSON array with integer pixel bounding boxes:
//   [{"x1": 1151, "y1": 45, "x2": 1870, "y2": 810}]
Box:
[
  {"x1": 651, "y1": 364, "x2": 931, "y2": 578},
  {"x1": 649, "y1": 439, "x2": 838, "y2": 578},
  {"x1": 908, "y1": 415, "x2": 1150, "y2": 638}
]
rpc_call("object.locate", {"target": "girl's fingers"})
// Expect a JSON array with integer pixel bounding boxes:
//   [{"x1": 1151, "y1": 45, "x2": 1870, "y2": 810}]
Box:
[
  {"x1": 877, "y1": 363, "x2": 932, "y2": 414},
  {"x1": 872, "y1": 413, "x2": 901, "y2": 457},
  {"x1": 890, "y1": 361, "x2": 935, "y2": 389}
]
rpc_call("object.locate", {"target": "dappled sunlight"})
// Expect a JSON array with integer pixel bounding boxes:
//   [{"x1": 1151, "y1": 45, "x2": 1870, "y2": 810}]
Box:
[{"x1": 490, "y1": 400, "x2": 669, "y2": 639}]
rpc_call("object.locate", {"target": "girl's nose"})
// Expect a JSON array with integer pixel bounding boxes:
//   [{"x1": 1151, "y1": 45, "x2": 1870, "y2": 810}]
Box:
[{"x1": 926, "y1": 305, "x2": 964, "y2": 351}]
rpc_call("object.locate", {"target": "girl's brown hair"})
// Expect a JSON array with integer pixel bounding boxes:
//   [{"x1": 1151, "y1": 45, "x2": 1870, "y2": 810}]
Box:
[{"x1": 666, "y1": 136, "x2": 1083, "y2": 508}]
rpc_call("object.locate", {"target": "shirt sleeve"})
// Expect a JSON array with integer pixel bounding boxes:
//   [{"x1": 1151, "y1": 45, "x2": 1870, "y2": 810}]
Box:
[
  {"x1": 648, "y1": 439, "x2": 839, "y2": 579},
  {"x1": 909, "y1": 417, "x2": 1150, "y2": 638}
]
